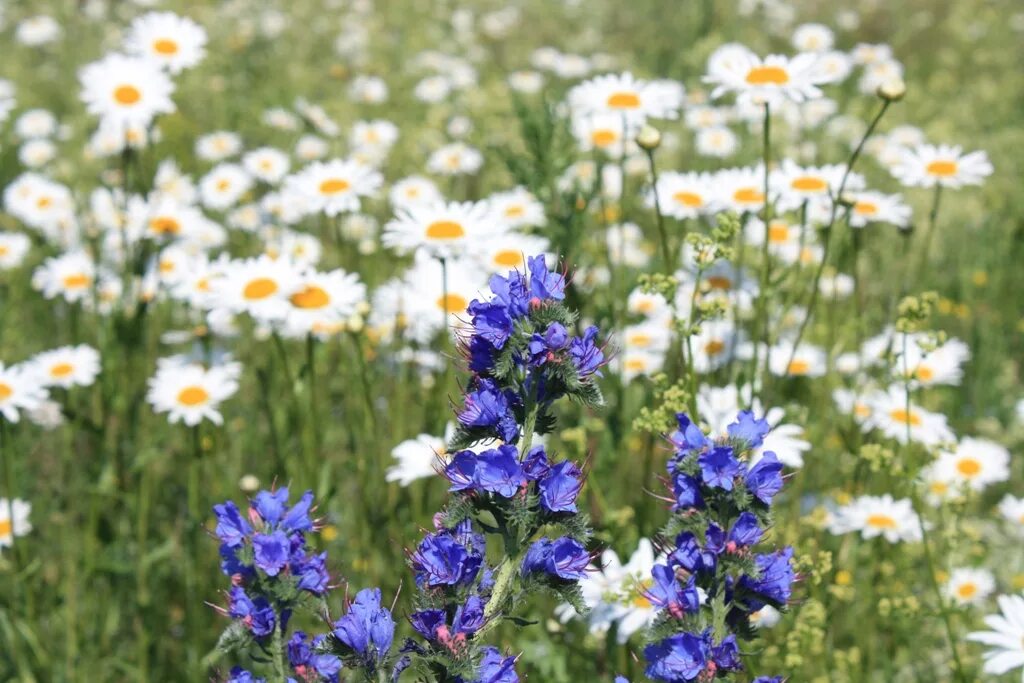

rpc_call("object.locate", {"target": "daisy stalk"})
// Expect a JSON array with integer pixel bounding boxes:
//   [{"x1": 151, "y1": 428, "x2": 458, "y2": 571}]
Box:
[{"x1": 784, "y1": 96, "x2": 894, "y2": 373}]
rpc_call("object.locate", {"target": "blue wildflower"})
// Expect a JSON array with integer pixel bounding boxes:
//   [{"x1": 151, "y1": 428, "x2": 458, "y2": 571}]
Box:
[
  {"x1": 461, "y1": 646, "x2": 519, "y2": 683},
  {"x1": 409, "y1": 609, "x2": 446, "y2": 640},
  {"x1": 527, "y1": 255, "x2": 565, "y2": 302},
  {"x1": 727, "y1": 409, "x2": 771, "y2": 448},
  {"x1": 669, "y1": 413, "x2": 708, "y2": 455},
  {"x1": 739, "y1": 547, "x2": 795, "y2": 608},
  {"x1": 458, "y1": 379, "x2": 519, "y2": 443},
  {"x1": 474, "y1": 446, "x2": 527, "y2": 497},
  {"x1": 568, "y1": 325, "x2": 604, "y2": 377},
  {"x1": 332, "y1": 588, "x2": 395, "y2": 666},
  {"x1": 745, "y1": 451, "x2": 784, "y2": 505},
  {"x1": 672, "y1": 473, "x2": 704, "y2": 510},
  {"x1": 252, "y1": 488, "x2": 290, "y2": 527},
  {"x1": 538, "y1": 460, "x2": 583, "y2": 513},
  {"x1": 252, "y1": 530, "x2": 291, "y2": 577},
  {"x1": 213, "y1": 500, "x2": 252, "y2": 547},
  {"x1": 646, "y1": 564, "x2": 699, "y2": 618},
  {"x1": 227, "y1": 667, "x2": 265, "y2": 683},
  {"x1": 712, "y1": 635, "x2": 742, "y2": 672},
  {"x1": 522, "y1": 537, "x2": 589, "y2": 581},
  {"x1": 452, "y1": 595, "x2": 486, "y2": 636},
  {"x1": 280, "y1": 490, "x2": 315, "y2": 534},
  {"x1": 488, "y1": 270, "x2": 530, "y2": 319},
  {"x1": 643, "y1": 631, "x2": 709, "y2": 682},
  {"x1": 698, "y1": 446, "x2": 741, "y2": 491},
  {"x1": 411, "y1": 531, "x2": 482, "y2": 588},
  {"x1": 293, "y1": 551, "x2": 330, "y2": 594},
  {"x1": 521, "y1": 445, "x2": 550, "y2": 481},
  {"x1": 228, "y1": 586, "x2": 276, "y2": 638}
]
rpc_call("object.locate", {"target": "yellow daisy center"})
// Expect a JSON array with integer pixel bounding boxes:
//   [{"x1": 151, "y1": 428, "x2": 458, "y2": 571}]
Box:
[
  {"x1": 493, "y1": 250, "x2": 523, "y2": 268},
  {"x1": 672, "y1": 191, "x2": 704, "y2": 208},
  {"x1": 704, "y1": 340, "x2": 726, "y2": 356},
  {"x1": 319, "y1": 178, "x2": 351, "y2": 195},
  {"x1": 733, "y1": 187, "x2": 765, "y2": 204},
  {"x1": 150, "y1": 216, "x2": 181, "y2": 235},
  {"x1": 290, "y1": 285, "x2": 331, "y2": 310},
  {"x1": 629, "y1": 333, "x2": 652, "y2": 347},
  {"x1": 888, "y1": 409, "x2": 922, "y2": 426},
  {"x1": 925, "y1": 160, "x2": 958, "y2": 177},
  {"x1": 425, "y1": 220, "x2": 466, "y2": 240},
  {"x1": 745, "y1": 65, "x2": 790, "y2": 85},
  {"x1": 854, "y1": 201, "x2": 878, "y2": 216},
  {"x1": 607, "y1": 91, "x2": 641, "y2": 109},
  {"x1": 916, "y1": 366, "x2": 934, "y2": 382},
  {"x1": 50, "y1": 363, "x2": 74, "y2": 378},
  {"x1": 956, "y1": 457, "x2": 982, "y2": 478},
  {"x1": 791, "y1": 176, "x2": 828, "y2": 192},
  {"x1": 114, "y1": 85, "x2": 142, "y2": 105},
  {"x1": 0, "y1": 518, "x2": 10, "y2": 537},
  {"x1": 437, "y1": 293, "x2": 468, "y2": 314},
  {"x1": 504, "y1": 205, "x2": 525, "y2": 218},
  {"x1": 866, "y1": 514, "x2": 897, "y2": 529},
  {"x1": 591, "y1": 129, "x2": 618, "y2": 147},
  {"x1": 0, "y1": 383, "x2": 12, "y2": 400},
  {"x1": 63, "y1": 273, "x2": 91, "y2": 290},
  {"x1": 706, "y1": 275, "x2": 732, "y2": 290},
  {"x1": 153, "y1": 38, "x2": 179, "y2": 55},
  {"x1": 955, "y1": 583, "x2": 978, "y2": 600},
  {"x1": 215, "y1": 179, "x2": 231, "y2": 192},
  {"x1": 243, "y1": 278, "x2": 278, "y2": 300},
  {"x1": 787, "y1": 359, "x2": 810, "y2": 375},
  {"x1": 625, "y1": 357, "x2": 648, "y2": 371},
  {"x1": 768, "y1": 222, "x2": 791, "y2": 243},
  {"x1": 177, "y1": 386, "x2": 210, "y2": 406}
]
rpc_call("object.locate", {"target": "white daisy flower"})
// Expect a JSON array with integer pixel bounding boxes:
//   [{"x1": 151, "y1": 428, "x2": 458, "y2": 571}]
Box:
[
  {"x1": 0, "y1": 232, "x2": 31, "y2": 270},
  {"x1": 568, "y1": 72, "x2": 683, "y2": 125},
  {"x1": 487, "y1": 187, "x2": 546, "y2": 230},
  {"x1": 79, "y1": 53, "x2": 175, "y2": 129},
  {"x1": 0, "y1": 363, "x2": 47, "y2": 423},
  {"x1": 695, "y1": 126, "x2": 739, "y2": 158},
  {"x1": 890, "y1": 143, "x2": 993, "y2": 189},
  {"x1": 847, "y1": 191, "x2": 911, "y2": 228},
  {"x1": 932, "y1": 438, "x2": 1010, "y2": 492},
  {"x1": 242, "y1": 147, "x2": 291, "y2": 184},
  {"x1": 945, "y1": 568, "x2": 996, "y2": 606},
  {"x1": 32, "y1": 251, "x2": 96, "y2": 303},
  {"x1": 383, "y1": 200, "x2": 493, "y2": 259},
  {"x1": 199, "y1": 163, "x2": 253, "y2": 211},
  {"x1": 966, "y1": 593, "x2": 1024, "y2": 679},
  {"x1": 864, "y1": 385, "x2": 956, "y2": 447},
  {"x1": 146, "y1": 360, "x2": 239, "y2": 426},
  {"x1": 830, "y1": 494, "x2": 922, "y2": 543},
  {"x1": 282, "y1": 159, "x2": 382, "y2": 217},
  {"x1": 30, "y1": 345, "x2": 101, "y2": 389},
  {"x1": 998, "y1": 495, "x2": 1024, "y2": 537},
  {"x1": 0, "y1": 499, "x2": 32, "y2": 550},
  {"x1": 216, "y1": 255, "x2": 300, "y2": 322},
  {"x1": 279, "y1": 268, "x2": 366, "y2": 338},
  {"x1": 426, "y1": 142, "x2": 483, "y2": 176},
  {"x1": 196, "y1": 131, "x2": 243, "y2": 162},
  {"x1": 704, "y1": 45, "x2": 829, "y2": 106},
  {"x1": 648, "y1": 172, "x2": 718, "y2": 220},
  {"x1": 124, "y1": 11, "x2": 207, "y2": 74}
]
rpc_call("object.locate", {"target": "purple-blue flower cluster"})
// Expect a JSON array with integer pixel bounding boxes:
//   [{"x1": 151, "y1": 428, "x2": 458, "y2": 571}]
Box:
[
  {"x1": 404, "y1": 256, "x2": 601, "y2": 683},
  {"x1": 634, "y1": 411, "x2": 795, "y2": 682},
  {"x1": 455, "y1": 255, "x2": 605, "y2": 447},
  {"x1": 210, "y1": 488, "x2": 399, "y2": 683}
]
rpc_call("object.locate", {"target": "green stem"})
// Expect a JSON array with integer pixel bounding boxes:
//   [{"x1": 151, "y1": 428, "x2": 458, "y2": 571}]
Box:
[
  {"x1": 644, "y1": 148, "x2": 672, "y2": 271},
  {"x1": 784, "y1": 99, "x2": 892, "y2": 371}
]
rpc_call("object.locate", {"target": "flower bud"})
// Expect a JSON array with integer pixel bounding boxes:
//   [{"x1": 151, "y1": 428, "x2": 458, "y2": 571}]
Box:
[
  {"x1": 877, "y1": 79, "x2": 906, "y2": 102},
  {"x1": 636, "y1": 124, "x2": 662, "y2": 151}
]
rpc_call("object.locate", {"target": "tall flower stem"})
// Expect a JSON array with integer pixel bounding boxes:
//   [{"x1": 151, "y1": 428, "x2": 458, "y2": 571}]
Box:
[
  {"x1": 912, "y1": 184, "x2": 944, "y2": 286},
  {"x1": 644, "y1": 148, "x2": 672, "y2": 272},
  {"x1": 305, "y1": 333, "x2": 321, "y2": 458},
  {"x1": 750, "y1": 102, "x2": 772, "y2": 399},
  {"x1": 0, "y1": 420, "x2": 21, "y2": 575},
  {"x1": 784, "y1": 99, "x2": 892, "y2": 371},
  {"x1": 900, "y1": 333, "x2": 968, "y2": 683},
  {"x1": 186, "y1": 424, "x2": 203, "y2": 675}
]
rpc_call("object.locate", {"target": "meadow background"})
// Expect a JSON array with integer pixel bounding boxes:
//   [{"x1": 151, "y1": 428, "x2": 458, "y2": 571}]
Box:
[{"x1": 0, "y1": 0, "x2": 1022, "y2": 681}]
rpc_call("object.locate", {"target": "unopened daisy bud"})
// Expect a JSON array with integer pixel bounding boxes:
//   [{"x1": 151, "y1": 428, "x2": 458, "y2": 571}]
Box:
[
  {"x1": 636, "y1": 124, "x2": 662, "y2": 151},
  {"x1": 837, "y1": 192, "x2": 857, "y2": 209},
  {"x1": 356, "y1": 300, "x2": 371, "y2": 316},
  {"x1": 346, "y1": 313, "x2": 364, "y2": 333},
  {"x1": 877, "y1": 79, "x2": 906, "y2": 102},
  {"x1": 238, "y1": 474, "x2": 260, "y2": 493}
]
